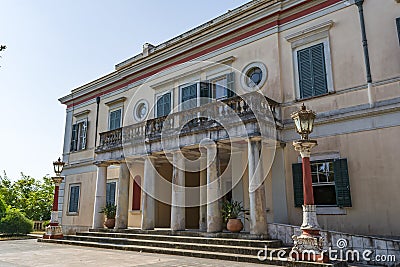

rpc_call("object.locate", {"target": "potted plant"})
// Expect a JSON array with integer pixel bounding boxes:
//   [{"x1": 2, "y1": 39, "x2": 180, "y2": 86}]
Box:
[
  {"x1": 222, "y1": 200, "x2": 245, "y2": 233},
  {"x1": 100, "y1": 203, "x2": 117, "y2": 229}
]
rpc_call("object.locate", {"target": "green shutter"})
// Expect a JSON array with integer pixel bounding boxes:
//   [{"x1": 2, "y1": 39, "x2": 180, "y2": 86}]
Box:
[
  {"x1": 297, "y1": 43, "x2": 328, "y2": 98},
  {"x1": 106, "y1": 182, "x2": 116, "y2": 205},
  {"x1": 200, "y1": 81, "x2": 211, "y2": 105},
  {"x1": 396, "y1": 18, "x2": 400, "y2": 45},
  {"x1": 69, "y1": 186, "x2": 80, "y2": 213},
  {"x1": 334, "y1": 158, "x2": 352, "y2": 207},
  {"x1": 70, "y1": 124, "x2": 78, "y2": 152},
  {"x1": 181, "y1": 84, "x2": 197, "y2": 110},
  {"x1": 226, "y1": 72, "x2": 235, "y2": 98},
  {"x1": 156, "y1": 92, "x2": 171, "y2": 117},
  {"x1": 292, "y1": 163, "x2": 304, "y2": 207}
]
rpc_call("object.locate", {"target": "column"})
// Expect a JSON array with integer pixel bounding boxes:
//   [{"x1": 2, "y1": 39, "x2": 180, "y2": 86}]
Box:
[
  {"x1": 199, "y1": 166, "x2": 207, "y2": 231},
  {"x1": 207, "y1": 145, "x2": 222, "y2": 233},
  {"x1": 170, "y1": 153, "x2": 185, "y2": 231},
  {"x1": 248, "y1": 138, "x2": 268, "y2": 235},
  {"x1": 115, "y1": 162, "x2": 130, "y2": 229},
  {"x1": 92, "y1": 163, "x2": 108, "y2": 229},
  {"x1": 141, "y1": 156, "x2": 156, "y2": 230}
]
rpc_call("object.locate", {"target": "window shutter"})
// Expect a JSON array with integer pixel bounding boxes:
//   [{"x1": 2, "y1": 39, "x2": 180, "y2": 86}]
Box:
[
  {"x1": 69, "y1": 186, "x2": 80, "y2": 213},
  {"x1": 311, "y1": 44, "x2": 328, "y2": 96},
  {"x1": 106, "y1": 182, "x2": 116, "y2": 205},
  {"x1": 80, "y1": 119, "x2": 88, "y2": 150},
  {"x1": 115, "y1": 109, "x2": 121, "y2": 129},
  {"x1": 226, "y1": 72, "x2": 235, "y2": 98},
  {"x1": 200, "y1": 81, "x2": 211, "y2": 105},
  {"x1": 70, "y1": 124, "x2": 78, "y2": 152},
  {"x1": 181, "y1": 84, "x2": 197, "y2": 110},
  {"x1": 297, "y1": 43, "x2": 328, "y2": 98},
  {"x1": 292, "y1": 163, "x2": 304, "y2": 207},
  {"x1": 333, "y1": 158, "x2": 352, "y2": 207},
  {"x1": 396, "y1": 18, "x2": 400, "y2": 45}
]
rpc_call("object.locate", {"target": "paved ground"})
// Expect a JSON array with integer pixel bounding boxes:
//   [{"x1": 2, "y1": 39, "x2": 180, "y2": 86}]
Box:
[{"x1": 0, "y1": 239, "x2": 276, "y2": 267}]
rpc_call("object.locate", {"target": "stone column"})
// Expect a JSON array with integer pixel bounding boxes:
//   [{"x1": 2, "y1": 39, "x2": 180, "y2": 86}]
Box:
[
  {"x1": 199, "y1": 166, "x2": 207, "y2": 231},
  {"x1": 92, "y1": 163, "x2": 108, "y2": 229},
  {"x1": 115, "y1": 162, "x2": 130, "y2": 229},
  {"x1": 170, "y1": 153, "x2": 185, "y2": 231},
  {"x1": 207, "y1": 145, "x2": 222, "y2": 233},
  {"x1": 141, "y1": 156, "x2": 156, "y2": 230},
  {"x1": 248, "y1": 138, "x2": 268, "y2": 235}
]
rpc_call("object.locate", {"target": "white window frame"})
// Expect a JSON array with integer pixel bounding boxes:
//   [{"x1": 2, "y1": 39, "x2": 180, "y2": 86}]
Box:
[
  {"x1": 209, "y1": 75, "x2": 229, "y2": 100},
  {"x1": 67, "y1": 183, "x2": 81, "y2": 215},
  {"x1": 108, "y1": 107, "x2": 123, "y2": 130},
  {"x1": 285, "y1": 20, "x2": 335, "y2": 100},
  {"x1": 154, "y1": 89, "x2": 174, "y2": 118},
  {"x1": 106, "y1": 179, "x2": 118, "y2": 206}
]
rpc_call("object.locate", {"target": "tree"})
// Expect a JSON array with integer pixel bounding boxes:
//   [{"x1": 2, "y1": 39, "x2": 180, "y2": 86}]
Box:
[{"x1": 0, "y1": 172, "x2": 54, "y2": 221}]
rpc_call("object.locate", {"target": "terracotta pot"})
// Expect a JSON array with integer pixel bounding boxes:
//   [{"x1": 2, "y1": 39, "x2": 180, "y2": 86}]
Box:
[
  {"x1": 227, "y1": 218, "x2": 243, "y2": 233},
  {"x1": 104, "y1": 218, "x2": 115, "y2": 229}
]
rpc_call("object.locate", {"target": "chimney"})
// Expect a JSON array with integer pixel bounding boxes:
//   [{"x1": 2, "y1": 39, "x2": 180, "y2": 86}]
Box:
[{"x1": 143, "y1": 43, "x2": 155, "y2": 57}]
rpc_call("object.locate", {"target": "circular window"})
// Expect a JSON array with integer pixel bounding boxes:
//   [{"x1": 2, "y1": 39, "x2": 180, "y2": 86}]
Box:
[
  {"x1": 241, "y1": 62, "x2": 267, "y2": 92},
  {"x1": 133, "y1": 100, "x2": 149, "y2": 122}
]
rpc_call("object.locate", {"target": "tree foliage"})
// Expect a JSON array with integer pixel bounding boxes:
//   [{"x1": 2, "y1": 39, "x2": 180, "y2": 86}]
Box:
[
  {"x1": 0, "y1": 172, "x2": 54, "y2": 221},
  {"x1": 0, "y1": 208, "x2": 33, "y2": 234}
]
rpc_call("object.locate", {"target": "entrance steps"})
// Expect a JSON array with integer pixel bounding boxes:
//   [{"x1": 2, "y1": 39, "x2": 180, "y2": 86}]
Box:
[{"x1": 38, "y1": 228, "x2": 347, "y2": 266}]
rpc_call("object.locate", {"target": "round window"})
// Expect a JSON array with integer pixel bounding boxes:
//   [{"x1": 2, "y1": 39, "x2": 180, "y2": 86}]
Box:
[
  {"x1": 241, "y1": 62, "x2": 267, "y2": 92},
  {"x1": 133, "y1": 100, "x2": 149, "y2": 121}
]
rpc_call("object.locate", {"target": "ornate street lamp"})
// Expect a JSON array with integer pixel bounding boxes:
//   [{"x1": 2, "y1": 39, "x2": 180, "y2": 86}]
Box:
[
  {"x1": 43, "y1": 157, "x2": 65, "y2": 239},
  {"x1": 290, "y1": 104, "x2": 326, "y2": 262}
]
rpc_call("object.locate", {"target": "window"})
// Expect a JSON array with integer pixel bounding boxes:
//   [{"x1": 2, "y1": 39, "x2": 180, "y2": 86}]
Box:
[
  {"x1": 106, "y1": 182, "x2": 116, "y2": 206},
  {"x1": 179, "y1": 72, "x2": 235, "y2": 109},
  {"x1": 70, "y1": 119, "x2": 88, "y2": 152},
  {"x1": 292, "y1": 158, "x2": 352, "y2": 207},
  {"x1": 156, "y1": 92, "x2": 171, "y2": 118},
  {"x1": 132, "y1": 175, "x2": 141, "y2": 210},
  {"x1": 241, "y1": 63, "x2": 267, "y2": 92},
  {"x1": 297, "y1": 43, "x2": 328, "y2": 99},
  {"x1": 68, "y1": 184, "x2": 80, "y2": 213},
  {"x1": 396, "y1": 17, "x2": 400, "y2": 45},
  {"x1": 109, "y1": 109, "x2": 122, "y2": 130},
  {"x1": 133, "y1": 100, "x2": 148, "y2": 122}
]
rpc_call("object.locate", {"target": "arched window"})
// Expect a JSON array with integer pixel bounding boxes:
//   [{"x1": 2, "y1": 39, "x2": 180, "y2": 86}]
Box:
[{"x1": 132, "y1": 175, "x2": 141, "y2": 210}]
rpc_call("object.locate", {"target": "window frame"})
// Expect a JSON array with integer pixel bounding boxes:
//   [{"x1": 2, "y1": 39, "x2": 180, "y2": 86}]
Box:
[
  {"x1": 131, "y1": 175, "x2": 142, "y2": 211},
  {"x1": 293, "y1": 38, "x2": 334, "y2": 100},
  {"x1": 70, "y1": 118, "x2": 88, "y2": 152},
  {"x1": 154, "y1": 89, "x2": 173, "y2": 118},
  {"x1": 108, "y1": 108, "x2": 122, "y2": 131},
  {"x1": 106, "y1": 181, "x2": 117, "y2": 206},
  {"x1": 67, "y1": 183, "x2": 81, "y2": 215}
]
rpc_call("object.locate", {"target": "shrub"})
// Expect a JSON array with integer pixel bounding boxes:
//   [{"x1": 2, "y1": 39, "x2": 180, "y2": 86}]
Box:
[
  {"x1": 0, "y1": 197, "x2": 6, "y2": 219},
  {"x1": 0, "y1": 208, "x2": 33, "y2": 234}
]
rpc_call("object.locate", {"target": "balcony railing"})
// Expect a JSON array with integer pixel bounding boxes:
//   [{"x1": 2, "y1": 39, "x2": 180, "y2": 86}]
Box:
[{"x1": 96, "y1": 92, "x2": 281, "y2": 153}]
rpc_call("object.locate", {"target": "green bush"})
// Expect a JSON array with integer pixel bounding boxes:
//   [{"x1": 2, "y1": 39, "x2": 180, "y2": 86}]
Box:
[
  {"x1": 0, "y1": 197, "x2": 6, "y2": 219},
  {"x1": 0, "y1": 208, "x2": 33, "y2": 234}
]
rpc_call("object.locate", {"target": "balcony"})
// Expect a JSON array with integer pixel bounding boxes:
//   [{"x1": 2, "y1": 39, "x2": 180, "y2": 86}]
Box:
[{"x1": 96, "y1": 92, "x2": 281, "y2": 155}]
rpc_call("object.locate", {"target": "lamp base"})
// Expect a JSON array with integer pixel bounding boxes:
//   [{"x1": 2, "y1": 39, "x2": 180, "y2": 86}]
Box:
[{"x1": 43, "y1": 225, "x2": 63, "y2": 239}]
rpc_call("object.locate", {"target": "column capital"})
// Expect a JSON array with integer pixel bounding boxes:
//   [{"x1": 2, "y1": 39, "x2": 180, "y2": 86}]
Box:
[
  {"x1": 293, "y1": 140, "x2": 317, "y2": 158},
  {"x1": 94, "y1": 161, "x2": 110, "y2": 167}
]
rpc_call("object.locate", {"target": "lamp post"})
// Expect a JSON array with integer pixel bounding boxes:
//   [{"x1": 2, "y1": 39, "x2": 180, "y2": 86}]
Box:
[
  {"x1": 43, "y1": 157, "x2": 65, "y2": 239},
  {"x1": 290, "y1": 104, "x2": 326, "y2": 262}
]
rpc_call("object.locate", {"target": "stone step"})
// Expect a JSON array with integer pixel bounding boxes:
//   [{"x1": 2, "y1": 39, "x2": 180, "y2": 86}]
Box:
[
  {"x1": 38, "y1": 238, "x2": 347, "y2": 267},
  {"x1": 89, "y1": 228, "x2": 270, "y2": 240},
  {"x1": 78, "y1": 231, "x2": 283, "y2": 248},
  {"x1": 65, "y1": 234, "x2": 289, "y2": 256}
]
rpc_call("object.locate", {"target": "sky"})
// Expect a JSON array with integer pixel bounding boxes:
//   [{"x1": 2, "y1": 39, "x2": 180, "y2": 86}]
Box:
[{"x1": 0, "y1": 0, "x2": 248, "y2": 180}]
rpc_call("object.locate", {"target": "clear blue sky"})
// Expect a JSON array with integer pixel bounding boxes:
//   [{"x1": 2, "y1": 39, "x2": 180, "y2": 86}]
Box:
[{"x1": 0, "y1": 0, "x2": 248, "y2": 180}]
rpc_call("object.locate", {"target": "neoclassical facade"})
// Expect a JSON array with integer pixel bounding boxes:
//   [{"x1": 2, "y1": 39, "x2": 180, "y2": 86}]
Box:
[{"x1": 58, "y1": 0, "x2": 400, "y2": 237}]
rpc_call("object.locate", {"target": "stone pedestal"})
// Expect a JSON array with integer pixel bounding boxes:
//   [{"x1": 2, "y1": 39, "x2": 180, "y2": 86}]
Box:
[
  {"x1": 43, "y1": 176, "x2": 64, "y2": 239},
  {"x1": 115, "y1": 162, "x2": 130, "y2": 229}
]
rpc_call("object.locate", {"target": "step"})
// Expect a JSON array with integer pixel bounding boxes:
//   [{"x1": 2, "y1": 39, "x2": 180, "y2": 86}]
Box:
[
  {"x1": 38, "y1": 238, "x2": 347, "y2": 267},
  {"x1": 78, "y1": 231, "x2": 283, "y2": 248},
  {"x1": 65, "y1": 234, "x2": 289, "y2": 256}
]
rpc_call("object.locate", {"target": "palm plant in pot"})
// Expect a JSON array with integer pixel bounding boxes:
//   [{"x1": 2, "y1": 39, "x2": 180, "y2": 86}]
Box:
[
  {"x1": 100, "y1": 203, "x2": 117, "y2": 229},
  {"x1": 222, "y1": 200, "x2": 245, "y2": 233}
]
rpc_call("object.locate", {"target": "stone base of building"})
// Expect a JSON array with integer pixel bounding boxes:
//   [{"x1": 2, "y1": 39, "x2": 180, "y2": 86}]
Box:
[
  {"x1": 291, "y1": 233, "x2": 328, "y2": 263},
  {"x1": 43, "y1": 225, "x2": 63, "y2": 239}
]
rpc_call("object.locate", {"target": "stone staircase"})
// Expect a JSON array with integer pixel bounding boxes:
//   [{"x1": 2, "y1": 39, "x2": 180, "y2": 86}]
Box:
[{"x1": 38, "y1": 229, "x2": 347, "y2": 266}]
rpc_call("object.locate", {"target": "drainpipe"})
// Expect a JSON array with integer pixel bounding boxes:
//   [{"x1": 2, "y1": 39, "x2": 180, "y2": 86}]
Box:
[
  {"x1": 354, "y1": 0, "x2": 374, "y2": 107},
  {"x1": 94, "y1": 96, "x2": 101, "y2": 148}
]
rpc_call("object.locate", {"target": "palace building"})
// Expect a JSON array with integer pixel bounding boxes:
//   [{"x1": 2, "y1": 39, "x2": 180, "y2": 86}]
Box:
[{"x1": 58, "y1": 0, "x2": 400, "y2": 238}]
